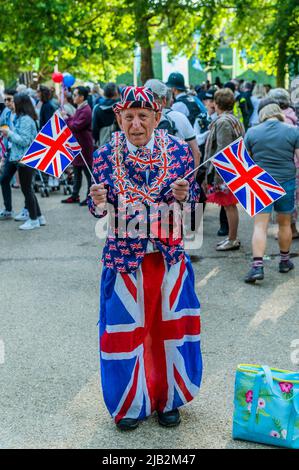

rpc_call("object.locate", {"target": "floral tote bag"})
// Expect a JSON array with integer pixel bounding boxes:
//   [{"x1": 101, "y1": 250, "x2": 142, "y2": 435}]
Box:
[{"x1": 233, "y1": 364, "x2": 299, "y2": 448}]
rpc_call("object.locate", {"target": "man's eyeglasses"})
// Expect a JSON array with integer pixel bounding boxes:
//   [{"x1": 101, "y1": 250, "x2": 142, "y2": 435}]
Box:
[{"x1": 4, "y1": 97, "x2": 12, "y2": 102}]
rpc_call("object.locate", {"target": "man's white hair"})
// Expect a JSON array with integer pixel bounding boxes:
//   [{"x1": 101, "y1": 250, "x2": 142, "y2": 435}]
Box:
[
  {"x1": 16, "y1": 84, "x2": 28, "y2": 93},
  {"x1": 144, "y1": 79, "x2": 168, "y2": 98}
]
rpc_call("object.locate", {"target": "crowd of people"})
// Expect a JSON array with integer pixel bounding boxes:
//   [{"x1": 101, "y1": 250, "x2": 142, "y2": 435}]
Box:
[{"x1": 0, "y1": 74, "x2": 299, "y2": 283}]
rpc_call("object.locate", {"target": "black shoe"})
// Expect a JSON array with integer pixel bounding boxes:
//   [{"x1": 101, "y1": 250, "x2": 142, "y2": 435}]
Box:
[
  {"x1": 279, "y1": 260, "x2": 294, "y2": 273},
  {"x1": 79, "y1": 199, "x2": 88, "y2": 206},
  {"x1": 61, "y1": 196, "x2": 80, "y2": 204},
  {"x1": 190, "y1": 255, "x2": 201, "y2": 263},
  {"x1": 244, "y1": 266, "x2": 264, "y2": 283},
  {"x1": 116, "y1": 418, "x2": 139, "y2": 431},
  {"x1": 217, "y1": 225, "x2": 229, "y2": 237},
  {"x1": 157, "y1": 409, "x2": 181, "y2": 427}
]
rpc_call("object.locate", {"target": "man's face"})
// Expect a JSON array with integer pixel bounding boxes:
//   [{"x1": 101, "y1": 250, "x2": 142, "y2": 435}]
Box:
[
  {"x1": 73, "y1": 89, "x2": 84, "y2": 106},
  {"x1": 204, "y1": 99, "x2": 215, "y2": 116},
  {"x1": 4, "y1": 94, "x2": 14, "y2": 111},
  {"x1": 116, "y1": 107, "x2": 161, "y2": 147}
]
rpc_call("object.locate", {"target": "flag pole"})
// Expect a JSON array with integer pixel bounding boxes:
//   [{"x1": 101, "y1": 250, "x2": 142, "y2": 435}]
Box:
[
  {"x1": 79, "y1": 151, "x2": 97, "y2": 185},
  {"x1": 164, "y1": 154, "x2": 215, "y2": 196}
]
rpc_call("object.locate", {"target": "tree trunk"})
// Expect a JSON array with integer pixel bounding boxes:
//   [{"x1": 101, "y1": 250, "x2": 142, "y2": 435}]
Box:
[
  {"x1": 140, "y1": 43, "x2": 154, "y2": 84},
  {"x1": 137, "y1": 17, "x2": 154, "y2": 85},
  {"x1": 276, "y1": 37, "x2": 287, "y2": 88}
]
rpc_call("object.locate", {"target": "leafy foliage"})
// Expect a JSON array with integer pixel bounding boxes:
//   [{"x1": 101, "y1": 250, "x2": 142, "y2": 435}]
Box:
[
  {"x1": 0, "y1": 0, "x2": 297, "y2": 85},
  {"x1": 0, "y1": 0, "x2": 135, "y2": 83},
  {"x1": 225, "y1": 0, "x2": 299, "y2": 85}
]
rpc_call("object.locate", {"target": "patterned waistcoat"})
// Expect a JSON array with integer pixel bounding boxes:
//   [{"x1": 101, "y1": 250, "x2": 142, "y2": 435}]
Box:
[{"x1": 88, "y1": 129, "x2": 199, "y2": 273}]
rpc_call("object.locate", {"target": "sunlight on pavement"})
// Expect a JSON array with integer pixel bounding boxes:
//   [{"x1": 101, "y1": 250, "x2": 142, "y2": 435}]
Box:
[
  {"x1": 197, "y1": 267, "x2": 220, "y2": 289},
  {"x1": 249, "y1": 278, "x2": 297, "y2": 328}
]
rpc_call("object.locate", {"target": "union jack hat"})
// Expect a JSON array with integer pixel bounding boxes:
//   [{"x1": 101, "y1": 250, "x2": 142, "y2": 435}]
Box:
[{"x1": 113, "y1": 86, "x2": 161, "y2": 113}]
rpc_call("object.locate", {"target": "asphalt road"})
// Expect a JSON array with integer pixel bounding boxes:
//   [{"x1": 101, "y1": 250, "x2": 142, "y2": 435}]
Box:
[{"x1": 1, "y1": 184, "x2": 299, "y2": 449}]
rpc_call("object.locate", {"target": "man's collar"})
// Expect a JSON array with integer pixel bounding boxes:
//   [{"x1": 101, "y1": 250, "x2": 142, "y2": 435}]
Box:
[{"x1": 126, "y1": 133, "x2": 155, "y2": 154}]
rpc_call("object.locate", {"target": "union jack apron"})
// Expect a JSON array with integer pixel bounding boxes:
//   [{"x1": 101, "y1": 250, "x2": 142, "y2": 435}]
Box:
[{"x1": 99, "y1": 252, "x2": 202, "y2": 423}]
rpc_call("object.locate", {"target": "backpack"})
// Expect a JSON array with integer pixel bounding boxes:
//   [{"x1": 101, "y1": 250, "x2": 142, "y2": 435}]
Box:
[
  {"x1": 237, "y1": 92, "x2": 253, "y2": 130},
  {"x1": 157, "y1": 111, "x2": 178, "y2": 136},
  {"x1": 99, "y1": 121, "x2": 119, "y2": 146},
  {"x1": 196, "y1": 112, "x2": 210, "y2": 133},
  {"x1": 175, "y1": 94, "x2": 201, "y2": 126},
  {"x1": 96, "y1": 104, "x2": 120, "y2": 146}
]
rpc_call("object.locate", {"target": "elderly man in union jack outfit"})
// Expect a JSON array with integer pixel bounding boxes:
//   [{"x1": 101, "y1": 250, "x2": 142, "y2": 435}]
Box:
[{"x1": 88, "y1": 86, "x2": 202, "y2": 431}]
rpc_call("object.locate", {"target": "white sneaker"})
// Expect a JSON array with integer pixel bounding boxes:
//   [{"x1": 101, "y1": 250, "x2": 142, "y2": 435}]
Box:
[
  {"x1": 38, "y1": 215, "x2": 46, "y2": 226},
  {"x1": 217, "y1": 237, "x2": 229, "y2": 246},
  {"x1": 0, "y1": 209, "x2": 14, "y2": 220},
  {"x1": 19, "y1": 218, "x2": 40, "y2": 230},
  {"x1": 14, "y1": 208, "x2": 29, "y2": 222},
  {"x1": 216, "y1": 238, "x2": 241, "y2": 251}
]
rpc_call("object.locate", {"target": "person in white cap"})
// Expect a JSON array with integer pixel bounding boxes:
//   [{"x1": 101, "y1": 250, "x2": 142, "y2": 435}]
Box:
[{"x1": 145, "y1": 79, "x2": 201, "y2": 169}]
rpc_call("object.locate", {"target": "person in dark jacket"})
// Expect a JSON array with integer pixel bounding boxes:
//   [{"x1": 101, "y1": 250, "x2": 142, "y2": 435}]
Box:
[
  {"x1": 92, "y1": 82, "x2": 120, "y2": 146},
  {"x1": 237, "y1": 81, "x2": 254, "y2": 131},
  {"x1": 61, "y1": 86, "x2": 93, "y2": 206},
  {"x1": 37, "y1": 85, "x2": 56, "y2": 129},
  {"x1": 166, "y1": 72, "x2": 201, "y2": 126}
]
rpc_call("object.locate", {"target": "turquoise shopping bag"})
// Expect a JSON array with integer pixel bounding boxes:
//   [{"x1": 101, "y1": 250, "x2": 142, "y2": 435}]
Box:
[{"x1": 233, "y1": 364, "x2": 299, "y2": 448}]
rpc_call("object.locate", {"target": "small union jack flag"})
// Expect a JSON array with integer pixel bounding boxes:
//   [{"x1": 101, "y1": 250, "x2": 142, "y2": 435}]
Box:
[
  {"x1": 212, "y1": 137, "x2": 286, "y2": 217},
  {"x1": 20, "y1": 112, "x2": 81, "y2": 177}
]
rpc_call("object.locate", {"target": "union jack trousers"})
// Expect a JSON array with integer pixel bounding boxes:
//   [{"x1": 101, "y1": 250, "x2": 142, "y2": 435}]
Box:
[{"x1": 99, "y1": 252, "x2": 202, "y2": 423}]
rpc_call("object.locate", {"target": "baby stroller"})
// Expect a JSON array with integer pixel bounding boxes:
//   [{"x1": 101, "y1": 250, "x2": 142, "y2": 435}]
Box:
[{"x1": 33, "y1": 166, "x2": 74, "y2": 197}]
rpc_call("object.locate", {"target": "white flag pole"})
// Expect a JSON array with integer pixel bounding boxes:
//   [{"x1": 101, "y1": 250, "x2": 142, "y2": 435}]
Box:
[
  {"x1": 164, "y1": 155, "x2": 214, "y2": 196},
  {"x1": 79, "y1": 151, "x2": 97, "y2": 185}
]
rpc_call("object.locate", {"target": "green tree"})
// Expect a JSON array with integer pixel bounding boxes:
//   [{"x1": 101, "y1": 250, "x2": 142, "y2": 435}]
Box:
[
  {"x1": 121, "y1": 0, "x2": 221, "y2": 84},
  {"x1": 0, "y1": 0, "x2": 222, "y2": 85},
  {"x1": 226, "y1": 0, "x2": 299, "y2": 86},
  {"x1": 1, "y1": 0, "x2": 297, "y2": 87},
  {"x1": 0, "y1": 0, "x2": 135, "y2": 84}
]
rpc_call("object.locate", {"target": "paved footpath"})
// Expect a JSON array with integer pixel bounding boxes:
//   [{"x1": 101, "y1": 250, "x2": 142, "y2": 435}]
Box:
[{"x1": 1, "y1": 186, "x2": 299, "y2": 449}]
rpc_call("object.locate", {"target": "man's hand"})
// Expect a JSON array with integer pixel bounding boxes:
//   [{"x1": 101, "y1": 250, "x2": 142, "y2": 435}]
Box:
[
  {"x1": 60, "y1": 110, "x2": 68, "y2": 120},
  {"x1": 171, "y1": 179, "x2": 189, "y2": 202},
  {"x1": 89, "y1": 183, "x2": 107, "y2": 207}
]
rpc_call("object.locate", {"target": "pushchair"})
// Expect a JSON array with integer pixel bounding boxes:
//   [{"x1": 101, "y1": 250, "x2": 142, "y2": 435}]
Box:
[{"x1": 33, "y1": 166, "x2": 74, "y2": 197}]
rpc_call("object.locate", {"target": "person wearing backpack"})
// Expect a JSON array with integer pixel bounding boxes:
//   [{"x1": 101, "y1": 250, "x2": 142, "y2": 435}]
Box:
[
  {"x1": 145, "y1": 79, "x2": 204, "y2": 244},
  {"x1": 166, "y1": 72, "x2": 202, "y2": 127},
  {"x1": 92, "y1": 83, "x2": 120, "y2": 147},
  {"x1": 145, "y1": 79, "x2": 200, "y2": 169},
  {"x1": 237, "y1": 81, "x2": 254, "y2": 131}
]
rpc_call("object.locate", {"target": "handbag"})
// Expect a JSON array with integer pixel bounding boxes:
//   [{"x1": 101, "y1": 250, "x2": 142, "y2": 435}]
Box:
[{"x1": 233, "y1": 364, "x2": 299, "y2": 448}]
